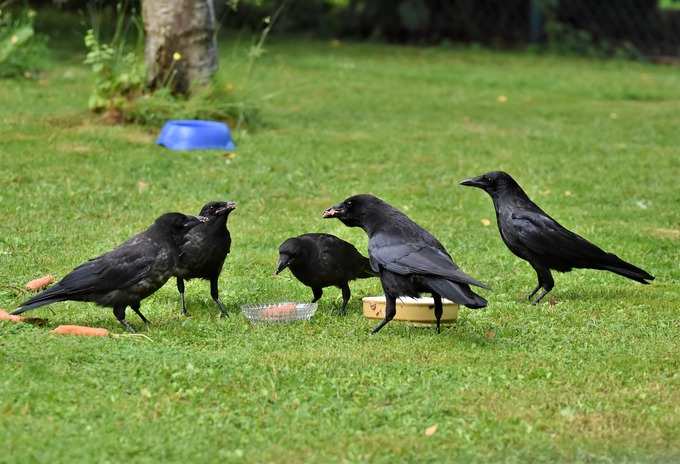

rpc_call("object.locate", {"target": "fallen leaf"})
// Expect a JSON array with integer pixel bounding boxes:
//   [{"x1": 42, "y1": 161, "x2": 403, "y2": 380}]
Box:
[
  {"x1": 564, "y1": 190, "x2": 572, "y2": 197},
  {"x1": 223, "y1": 152, "x2": 237, "y2": 160},
  {"x1": 549, "y1": 297, "x2": 558, "y2": 307},
  {"x1": 25, "y1": 275, "x2": 54, "y2": 292},
  {"x1": 425, "y1": 424, "x2": 438, "y2": 436},
  {"x1": 481, "y1": 218, "x2": 491, "y2": 227},
  {"x1": 137, "y1": 180, "x2": 149, "y2": 193},
  {"x1": 485, "y1": 329, "x2": 496, "y2": 339},
  {"x1": 497, "y1": 95, "x2": 508, "y2": 103}
]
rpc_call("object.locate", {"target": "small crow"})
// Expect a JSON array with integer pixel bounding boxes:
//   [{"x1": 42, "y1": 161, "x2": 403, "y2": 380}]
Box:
[
  {"x1": 276, "y1": 233, "x2": 377, "y2": 314},
  {"x1": 13, "y1": 213, "x2": 204, "y2": 332},
  {"x1": 175, "y1": 200, "x2": 237, "y2": 316},
  {"x1": 460, "y1": 171, "x2": 654, "y2": 304},
  {"x1": 323, "y1": 194, "x2": 487, "y2": 333}
]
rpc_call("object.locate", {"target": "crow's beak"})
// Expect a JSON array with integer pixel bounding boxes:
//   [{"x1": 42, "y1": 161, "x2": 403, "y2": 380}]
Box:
[
  {"x1": 275, "y1": 255, "x2": 291, "y2": 274},
  {"x1": 460, "y1": 176, "x2": 486, "y2": 189},
  {"x1": 216, "y1": 201, "x2": 237, "y2": 215},
  {"x1": 322, "y1": 205, "x2": 343, "y2": 218}
]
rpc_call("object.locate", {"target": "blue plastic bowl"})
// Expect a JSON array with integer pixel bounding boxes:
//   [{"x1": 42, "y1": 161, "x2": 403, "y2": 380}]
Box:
[{"x1": 156, "y1": 120, "x2": 236, "y2": 151}]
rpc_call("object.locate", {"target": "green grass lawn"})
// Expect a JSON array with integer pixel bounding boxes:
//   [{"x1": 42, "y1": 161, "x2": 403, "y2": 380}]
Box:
[{"x1": 1, "y1": 37, "x2": 680, "y2": 463}]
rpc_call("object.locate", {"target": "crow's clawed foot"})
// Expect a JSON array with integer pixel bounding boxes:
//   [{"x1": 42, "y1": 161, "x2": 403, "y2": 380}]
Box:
[
  {"x1": 527, "y1": 284, "x2": 542, "y2": 302},
  {"x1": 371, "y1": 322, "x2": 387, "y2": 334},
  {"x1": 531, "y1": 288, "x2": 551, "y2": 305},
  {"x1": 215, "y1": 299, "x2": 229, "y2": 318},
  {"x1": 119, "y1": 320, "x2": 136, "y2": 333},
  {"x1": 334, "y1": 304, "x2": 348, "y2": 316}
]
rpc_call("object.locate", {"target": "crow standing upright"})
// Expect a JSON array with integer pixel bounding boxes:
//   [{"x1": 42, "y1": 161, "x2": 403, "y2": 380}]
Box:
[
  {"x1": 175, "y1": 201, "x2": 237, "y2": 316},
  {"x1": 460, "y1": 171, "x2": 654, "y2": 304},
  {"x1": 323, "y1": 194, "x2": 487, "y2": 333},
  {"x1": 13, "y1": 213, "x2": 205, "y2": 332},
  {"x1": 275, "y1": 233, "x2": 377, "y2": 314}
]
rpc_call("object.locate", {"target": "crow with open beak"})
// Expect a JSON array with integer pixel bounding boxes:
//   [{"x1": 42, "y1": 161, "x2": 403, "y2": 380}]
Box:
[
  {"x1": 175, "y1": 200, "x2": 237, "y2": 316},
  {"x1": 323, "y1": 194, "x2": 487, "y2": 334},
  {"x1": 14, "y1": 213, "x2": 205, "y2": 332}
]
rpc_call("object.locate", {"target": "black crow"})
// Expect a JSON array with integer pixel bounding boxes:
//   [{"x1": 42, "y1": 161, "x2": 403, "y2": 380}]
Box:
[
  {"x1": 175, "y1": 200, "x2": 237, "y2": 316},
  {"x1": 323, "y1": 194, "x2": 487, "y2": 333},
  {"x1": 460, "y1": 171, "x2": 654, "y2": 304},
  {"x1": 13, "y1": 213, "x2": 204, "y2": 332},
  {"x1": 275, "y1": 233, "x2": 377, "y2": 314}
]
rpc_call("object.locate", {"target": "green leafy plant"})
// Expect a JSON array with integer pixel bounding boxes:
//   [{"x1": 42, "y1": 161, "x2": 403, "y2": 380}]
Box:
[
  {"x1": 83, "y1": 28, "x2": 145, "y2": 114},
  {"x1": 124, "y1": 77, "x2": 261, "y2": 128},
  {"x1": 83, "y1": 9, "x2": 145, "y2": 115},
  {"x1": 0, "y1": 4, "x2": 47, "y2": 78},
  {"x1": 83, "y1": 1, "x2": 279, "y2": 128}
]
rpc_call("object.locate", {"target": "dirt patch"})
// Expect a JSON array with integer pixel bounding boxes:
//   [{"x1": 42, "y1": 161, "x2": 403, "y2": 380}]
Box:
[{"x1": 650, "y1": 228, "x2": 680, "y2": 240}]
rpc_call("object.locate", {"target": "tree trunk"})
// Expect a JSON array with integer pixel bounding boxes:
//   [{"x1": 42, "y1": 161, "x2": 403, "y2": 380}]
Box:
[{"x1": 141, "y1": 0, "x2": 218, "y2": 95}]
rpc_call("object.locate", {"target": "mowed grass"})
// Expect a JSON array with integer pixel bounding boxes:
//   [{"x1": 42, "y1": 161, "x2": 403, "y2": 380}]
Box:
[{"x1": 1, "y1": 37, "x2": 680, "y2": 463}]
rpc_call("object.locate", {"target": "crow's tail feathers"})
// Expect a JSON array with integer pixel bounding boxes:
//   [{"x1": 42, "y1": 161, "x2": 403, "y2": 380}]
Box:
[
  {"x1": 358, "y1": 256, "x2": 379, "y2": 279},
  {"x1": 427, "y1": 277, "x2": 487, "y2": 309},
  {"x1": 12, "y1": 284, "x2": 68, "y2": 315},
  {"x1": 600, "y1": 254, "x2": 655, "y2": 284}
]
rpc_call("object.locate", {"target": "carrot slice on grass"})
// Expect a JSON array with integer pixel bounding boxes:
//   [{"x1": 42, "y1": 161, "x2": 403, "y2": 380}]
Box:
[
  {"x1": 51, "y1": 325, "x2": 110, "y2": 337},
  {"x1": 0, "y1": 309, "x2": 24, "y2": 323},
  {"x1": 25, "y1": 275, "x2": 55, "y2": 292}
]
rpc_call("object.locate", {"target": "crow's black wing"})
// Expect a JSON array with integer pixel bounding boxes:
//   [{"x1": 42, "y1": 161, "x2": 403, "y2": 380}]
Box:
[
  {"x1": 369, "y1": 235, "x2": 488, "y2": 288},
  {"x1": 59, "y1": 236, "x2": 158, "y2": 295},
  {"x1": 511, "y1": 212, "x2": 610, "y2": 268}
]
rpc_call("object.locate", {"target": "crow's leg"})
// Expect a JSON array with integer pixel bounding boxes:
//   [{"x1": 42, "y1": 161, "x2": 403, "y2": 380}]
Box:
[
  {"x1": 210, "y1": 277, "x2": 229, "y2": 317},
  {"x1": 311, "y1": 287, "x2": 323, "y2": 303},
  {"x1": 432, "y1": 293, "x2": 443, "y2": 334},
  {"x1": 177, "y1": 277, "x2": 188, "y2": 316},
  {"x1": 372, "y1": 294, "x2": 396, "y2": 334},
  {"x1": 130, "y1": 301, "x2": 150, "y2": 326},
  {"x1": 113, "y1": 305, "x2": 135, "y2": 333},
  {"x1": 531, "y1": 265, "x2": 555, "y2": 305},
  {"x1": 339, "y1": 283, "x2": 351, "y2": 315}
]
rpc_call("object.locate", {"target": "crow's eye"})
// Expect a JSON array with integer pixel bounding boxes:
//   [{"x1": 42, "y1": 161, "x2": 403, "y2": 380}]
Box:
[{"x1": 346, "y1": 201, "x2": 353, "y2": 207}]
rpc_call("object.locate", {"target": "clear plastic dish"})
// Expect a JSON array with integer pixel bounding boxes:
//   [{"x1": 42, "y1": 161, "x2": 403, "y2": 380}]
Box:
[{"x1": 240, "y1": 302, "x2": 318, "y2": 323}]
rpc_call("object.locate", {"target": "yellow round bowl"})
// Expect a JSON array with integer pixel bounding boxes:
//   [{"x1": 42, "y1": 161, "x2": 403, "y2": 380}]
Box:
[{"x1": 362, "y1": 296, "x2": 459, "y2": 326}]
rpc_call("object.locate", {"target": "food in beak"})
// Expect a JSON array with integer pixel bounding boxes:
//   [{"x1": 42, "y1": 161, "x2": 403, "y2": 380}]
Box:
[{"x1": 322, "y1": 208, "x2": 338, "y2": 218}]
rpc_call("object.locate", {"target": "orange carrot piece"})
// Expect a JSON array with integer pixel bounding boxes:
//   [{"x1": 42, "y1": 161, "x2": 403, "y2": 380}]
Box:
[
  {"x1": 261, "y1": 303, "x2": 297, "y2": 317},
  {"x1": 25, "y1": 275, "x2": 55, "y2": 292},
  {"x1": 0, "y1": 309, "x2": 24, "y2": 323},
  {"x1": 51, "y1": 325, "x2": 110, "y2": 337}
]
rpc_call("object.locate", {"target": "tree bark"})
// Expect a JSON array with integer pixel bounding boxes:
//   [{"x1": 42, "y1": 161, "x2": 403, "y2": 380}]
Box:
[{"x1": 141, "y1": 0, "x2": 218, "y2": 95}]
